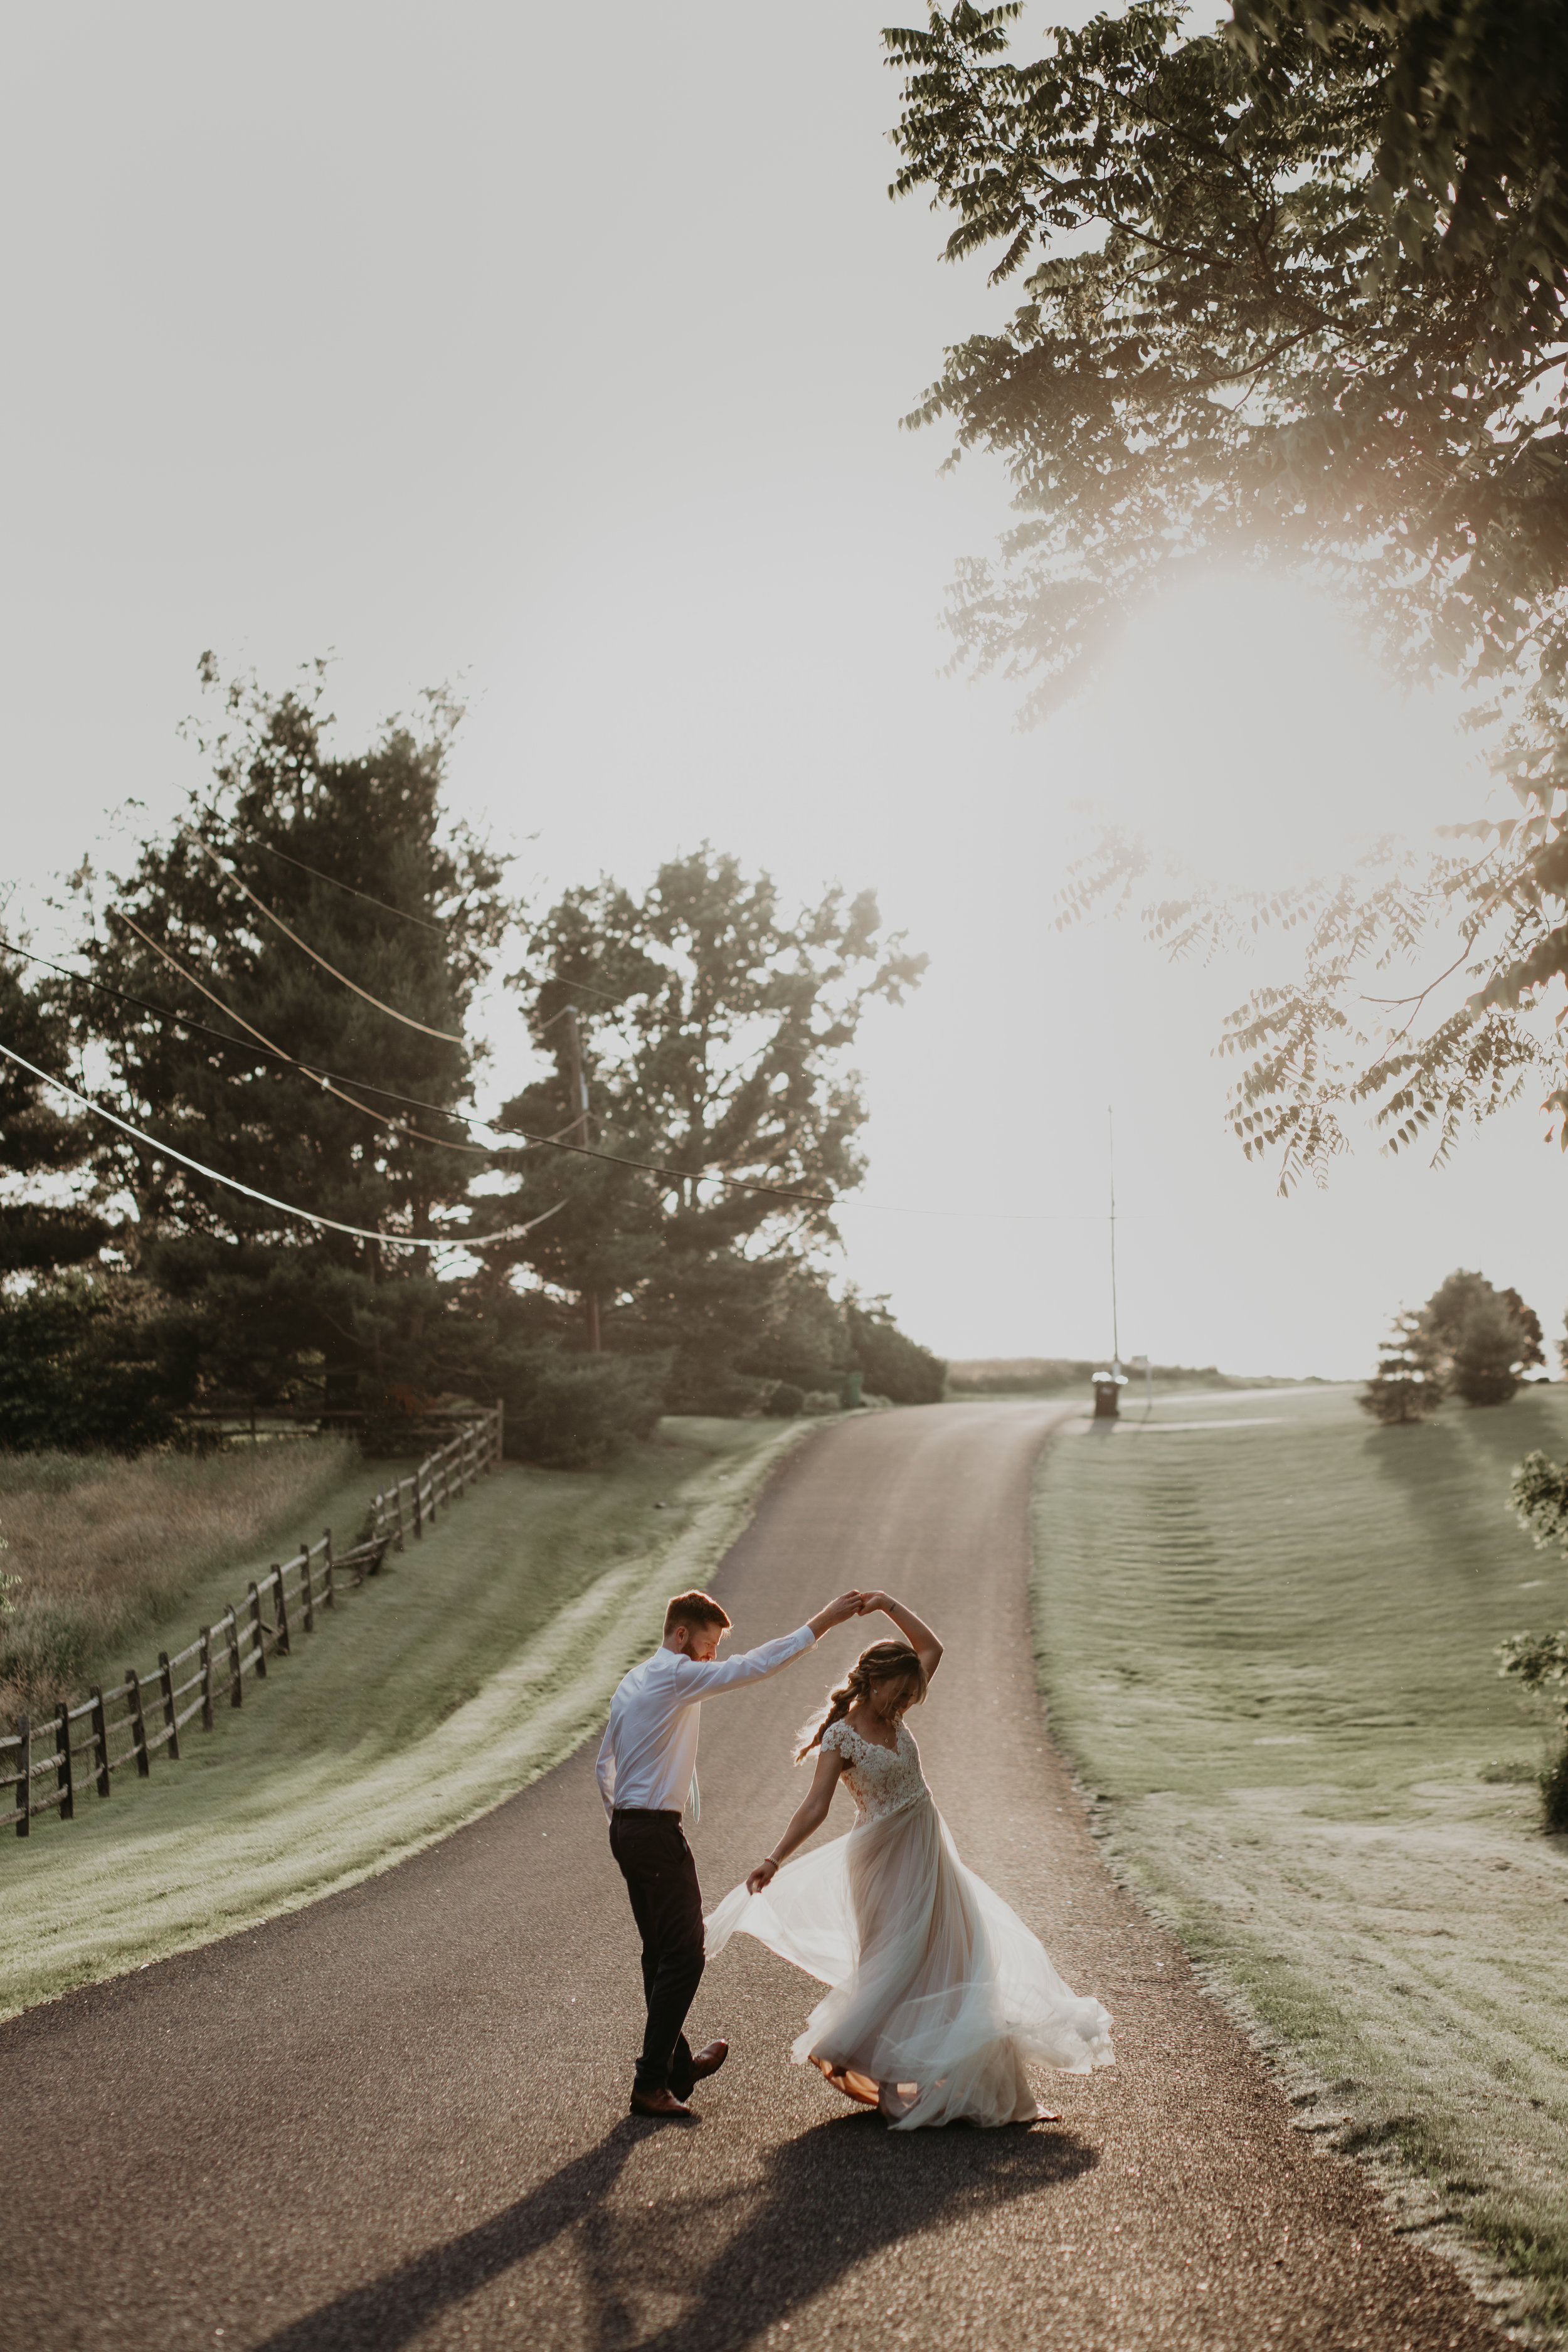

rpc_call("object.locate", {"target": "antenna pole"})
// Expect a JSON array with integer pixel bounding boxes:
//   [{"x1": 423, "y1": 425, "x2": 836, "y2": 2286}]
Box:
[{"x1": 1108, "y1": 1105, "x2": 1121, "y2": 1375}]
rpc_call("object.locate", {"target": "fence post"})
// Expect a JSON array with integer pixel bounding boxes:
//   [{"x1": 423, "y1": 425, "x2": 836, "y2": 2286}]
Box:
[
  {"x1": 248, "y1": 1583, "x2": 267, "y2": 1680},
  {"x1": 300, "y1": 1544, "x2": 315, "y2": 1634},
  {"x1": 272, "y1": 1564, "x2": 290, "y2": 1657},
  {"x1": 322, "y1": 1530, "x2": 335, "y2": 1609},
  {"x1": 411, "y1": 1465, "x2": 423, "y2": 1540},
  {"x1": 225, "y1": 1606, "x2": 243, "y2": 1705},
  {"x1": 494, "y1": 1399, "x2": 504, "y2": 1467},
  {"x1": 199, "y1": 1628, "x2": 215, "y2": 1730},
  {"x1": 394, "y1": 1481, "x2": 406, "y2": 1553},
  {"x1": 56, "y1": 1703, "x2": 75, "y2": 1821},
  {"x1": 90, "y1": 1685, "x2": 110, "y2": 1798},
  {"x1": 125, "y1": 1670, "x2": 150, "y2": 1776},
  {"x1": 159, "y1": 1651, "x2": 181, "y2": 1761},
  {"x1": 14, "y1": 1717, "x2": 29, "y2": 1836}
]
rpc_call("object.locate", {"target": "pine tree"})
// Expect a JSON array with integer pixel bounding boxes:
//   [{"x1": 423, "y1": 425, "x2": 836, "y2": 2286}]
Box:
[
  {"x1": 1359, "y1": 1311, "x2": 1441, "y2": 1424},
  {"x1": 0, "y1": 946, "x2": 107, "y2": 1274},
  {"x1": 72, "y1": 660, "x2": 508, "y2": 1419}
]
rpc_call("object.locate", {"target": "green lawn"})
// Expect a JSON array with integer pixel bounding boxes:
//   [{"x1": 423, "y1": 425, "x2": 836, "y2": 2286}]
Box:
[
  {"x1": 1, "y1": 1415, "x2": 811, "y2": 2019},
  {"x1": 1032, "y1": 1382, "x2": 1568, "y2": 2334}
]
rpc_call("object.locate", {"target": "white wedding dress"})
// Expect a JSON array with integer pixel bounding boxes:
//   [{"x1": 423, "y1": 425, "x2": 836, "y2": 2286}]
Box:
[{"x1": 704, "y1": 1715, "x2": 1115, "y2": 2129}]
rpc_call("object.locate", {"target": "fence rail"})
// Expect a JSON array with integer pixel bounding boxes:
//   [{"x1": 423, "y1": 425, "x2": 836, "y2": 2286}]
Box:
[{"x1": 1, "y1": 1404, "x2": 504, "y2": 1840}]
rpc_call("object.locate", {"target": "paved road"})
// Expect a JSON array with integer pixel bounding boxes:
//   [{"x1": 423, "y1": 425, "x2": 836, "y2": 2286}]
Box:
[{"x1": 3, "y1": 1405, "x2": 1502, "y2": 2351}]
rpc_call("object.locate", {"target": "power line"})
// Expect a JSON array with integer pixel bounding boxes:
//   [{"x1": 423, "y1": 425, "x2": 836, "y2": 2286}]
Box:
[
  {"x1": 0, "y1": 1037, "x2": 566, "y2": 1254},
  {"x1": 245, "y1": 837, "x2": 447, "y2": 934},
  {"x1": 0, "y1": 933, "x2": 1110, "y2": 1223},
  {"x1": 109, "y1": 909, "x2": 492, "y2": 1156},
  {"x1": 0, "y1": 930, "x2": 839, "y2": 1205},
  {"x1": 191, "y1": 837, "x2": 464, "y2": 1043},
  {"x1": 225, "y1": 834, "x2": 630, "y2": 1007}
]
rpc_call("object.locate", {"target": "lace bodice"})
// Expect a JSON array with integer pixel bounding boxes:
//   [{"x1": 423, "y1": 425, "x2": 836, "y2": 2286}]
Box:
[{"x1": 822, "y1": 1716, "x2": 929, "y2": 1823}]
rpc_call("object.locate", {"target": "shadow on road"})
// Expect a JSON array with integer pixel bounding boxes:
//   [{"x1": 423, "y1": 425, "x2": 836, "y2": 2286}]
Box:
[{"x1": 254, "y1": 2114, "x2": 1096, "y2": 2351}]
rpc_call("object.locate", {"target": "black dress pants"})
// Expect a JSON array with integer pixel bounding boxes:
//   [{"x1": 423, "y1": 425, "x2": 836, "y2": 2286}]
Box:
[{"x1": 608, "y1": 1808, "x2": 705, "y2": 2095}]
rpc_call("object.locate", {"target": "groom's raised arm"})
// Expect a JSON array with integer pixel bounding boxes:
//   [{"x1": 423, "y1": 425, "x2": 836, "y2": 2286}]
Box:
[
  {"x1": 674, "y1": 1591, "x2": 862, "y2": 1695},
  {"x1": 674, "y1": 1623, "x2": 815, "y2": 1696}
]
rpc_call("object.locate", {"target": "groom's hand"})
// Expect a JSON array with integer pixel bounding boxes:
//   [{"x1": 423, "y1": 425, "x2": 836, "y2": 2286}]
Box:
[{"x1": 807, "y1": 1591, "x2": 863, "y2": 1636}]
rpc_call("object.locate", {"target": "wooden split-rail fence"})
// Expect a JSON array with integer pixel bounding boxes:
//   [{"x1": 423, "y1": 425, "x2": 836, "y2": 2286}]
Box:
[{"x1": 1, "y1": 1404, "x2": 505, "y2": 1840}]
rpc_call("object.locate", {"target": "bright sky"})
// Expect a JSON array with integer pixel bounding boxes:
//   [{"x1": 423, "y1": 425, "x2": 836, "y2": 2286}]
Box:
[{"x1": 4, "y1": 1, "x2": 1563, "y2": 1380}]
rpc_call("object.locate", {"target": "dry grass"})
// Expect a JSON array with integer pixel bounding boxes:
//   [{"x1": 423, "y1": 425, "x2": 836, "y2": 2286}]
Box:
[{"x1": 0, "y1": 1439, "x2": 360, "y2": 1724}]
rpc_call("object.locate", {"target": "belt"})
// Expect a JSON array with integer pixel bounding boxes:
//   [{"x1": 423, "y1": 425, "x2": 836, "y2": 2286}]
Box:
[{"x1": 611, "y1": 1806, "x2": 682, "y2": 1819}]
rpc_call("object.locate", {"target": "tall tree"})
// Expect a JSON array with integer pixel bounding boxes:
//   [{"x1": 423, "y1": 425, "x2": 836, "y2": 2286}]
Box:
[
  {"x1": 1421, "y1": 1266, "x2": 1544, "y2": 1404},
  {"x1": 73, "y1": 659, "x2": 508, "y2": 1415},
  {"x1": 478, "y1": 848, "x2": 926, "y2": 1406},
  {"x1": 884, "y1": 3, "x2": 1568, "y2": 1184},
  {"x1": 0, "y1": 945, "x2": 109, "y2": 1274}
]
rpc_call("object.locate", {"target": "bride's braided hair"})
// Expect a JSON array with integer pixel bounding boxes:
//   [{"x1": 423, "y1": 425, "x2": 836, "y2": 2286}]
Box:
[{"x1": 795, "y1": 1638, "x2": 928, "y2": 1762}]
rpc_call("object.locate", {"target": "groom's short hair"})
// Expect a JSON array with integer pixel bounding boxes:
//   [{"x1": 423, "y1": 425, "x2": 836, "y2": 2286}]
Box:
[{"x1": 664, "y1": 1589, "x2": 732, "y2": 1638}]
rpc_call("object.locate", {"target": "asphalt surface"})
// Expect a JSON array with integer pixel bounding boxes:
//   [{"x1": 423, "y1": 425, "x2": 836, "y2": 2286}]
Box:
[{"x1": 1, "y1": 1403, "x2": 1506, "y2": 2351}]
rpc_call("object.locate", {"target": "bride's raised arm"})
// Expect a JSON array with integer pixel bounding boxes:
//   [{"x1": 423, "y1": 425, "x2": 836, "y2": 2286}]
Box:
[
  {"x1": 857, "y1": 1591, "x2": 942, "y2": 1678},
  {"x1": 744, "y1": 1747, "x2": 846, "y2": 1895}
]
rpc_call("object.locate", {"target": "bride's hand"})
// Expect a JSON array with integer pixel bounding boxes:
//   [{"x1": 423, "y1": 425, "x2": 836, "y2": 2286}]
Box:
[
  {"x1": 856, "y1": 1589, "x2": 892, "y2": 1616},
  {"x1": 746, "y1": 1857, "x2": 780, "y2": 1895}
]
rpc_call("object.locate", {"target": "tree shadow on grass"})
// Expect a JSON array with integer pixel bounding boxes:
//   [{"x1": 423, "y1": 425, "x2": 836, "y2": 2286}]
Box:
[{"x1": 255, "y1": 2112, "x2": 1097, "y2": 2351}]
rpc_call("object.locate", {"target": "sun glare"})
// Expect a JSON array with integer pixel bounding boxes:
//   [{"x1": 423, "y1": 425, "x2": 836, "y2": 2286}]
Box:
[{"x1": 1046, "y1": 570, "x2": 1484, "y2": 894}]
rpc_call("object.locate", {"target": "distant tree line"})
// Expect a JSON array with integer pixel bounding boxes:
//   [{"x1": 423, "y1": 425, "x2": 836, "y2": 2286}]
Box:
[
  {"x1": 1360, "y1": 1271, "x2": 1547, "y2": 1424},
  {"x1": 0, "y1": 663, "x2": 942, "y2": 1465},
  {"x1": 947, "y1": 1359, "x2": 1249, "y2": 1394}
]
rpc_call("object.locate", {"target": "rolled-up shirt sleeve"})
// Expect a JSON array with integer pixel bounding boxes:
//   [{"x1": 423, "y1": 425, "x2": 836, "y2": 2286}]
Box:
[{"x1": 674, "y1": 1624, "x2": 815, "y2": 1696}]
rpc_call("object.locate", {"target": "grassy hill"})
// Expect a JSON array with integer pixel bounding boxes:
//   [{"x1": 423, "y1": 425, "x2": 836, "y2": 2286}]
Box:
[
  {"x1": 0, "y1": 1416, "x2": 812, "y2": 2018},
  {"x1": 1032, "y1": 1382, "x2": 1568, "y2": 2334}
]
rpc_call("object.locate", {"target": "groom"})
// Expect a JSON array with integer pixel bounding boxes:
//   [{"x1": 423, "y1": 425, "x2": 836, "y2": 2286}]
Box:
[{"x1": 598, "y1": 1583, "x2": 863, "y2": 2119}]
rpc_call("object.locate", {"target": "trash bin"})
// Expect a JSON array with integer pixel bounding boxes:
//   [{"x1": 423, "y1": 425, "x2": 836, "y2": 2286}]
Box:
[
  {"x1": 840, "y1": 1371, "x2": 864, "y2": 1409},
  {"x1": 1091, "y1": 1371, "x2": 1125, "y2": 1421}
]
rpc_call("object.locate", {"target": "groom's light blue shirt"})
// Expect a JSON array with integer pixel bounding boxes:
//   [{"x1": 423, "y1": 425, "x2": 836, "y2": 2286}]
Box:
[{"x1": 596, "y1": 1625, "x2": 815, "y2": 1822}]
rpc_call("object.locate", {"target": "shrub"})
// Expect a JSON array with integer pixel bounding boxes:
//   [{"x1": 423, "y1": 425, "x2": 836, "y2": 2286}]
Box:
[
  {"x1": 1422, "y1": 1269, "x2": 1543, "y2": 1407},
  {"x1": 660, "y1": 1354, "x2": 771, "y2": 1417},
  {"x1": 1512, "y1": 1450, "x2": 1568, "y2": 1555},
  {"x1": 802, "y1": 1389, "x2": 842, "y2": 1416},
  {"x1": 847, "y1": 1299, "x2": 947, "y2": 1406},
  {"x1": 0, "y1": 1276, "x2": 189, "y2": 1453},
  {"x1": 765, "y1": 1382, "x2": 805, "y2": 1418},
  {"x1": 1449, "y1": 1294, "x2": 1527, "y2": 1406},
  {"x1": 492, "y1": 1346, "x2": 667, "y2": 1470},
  {"x1": 1541, "y1": 1741, "x2": 1568, "y2": 1835}
]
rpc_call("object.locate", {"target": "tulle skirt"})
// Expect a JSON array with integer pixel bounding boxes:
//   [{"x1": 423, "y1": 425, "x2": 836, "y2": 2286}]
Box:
[{"x1": 704, "y1": 1793, "x2": 1115, "y2": 2129}]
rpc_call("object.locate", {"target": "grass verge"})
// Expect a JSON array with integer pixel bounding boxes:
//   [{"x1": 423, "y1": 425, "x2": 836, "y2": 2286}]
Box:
[
  {"x1": 1031, "y1": 1383, "x2": 1568, "y2": 2339},
  {"x1": 0, "y1": 1414, "x2": 814, "y2": 2020}
]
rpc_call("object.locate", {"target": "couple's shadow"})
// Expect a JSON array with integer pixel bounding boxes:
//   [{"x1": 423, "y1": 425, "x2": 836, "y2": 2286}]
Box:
[{"x1": 257, "y1": 2110, "x2": 1096, "y2": 2350}]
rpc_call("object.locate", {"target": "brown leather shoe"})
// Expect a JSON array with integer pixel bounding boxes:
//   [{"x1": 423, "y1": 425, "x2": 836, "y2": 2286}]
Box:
[
  {"x1": 629, "y1": 2086, "x2": 695, "y2": 2119},
  {"x1": 687, "y1": 2040, "x2": 729, "y2": 2082}
]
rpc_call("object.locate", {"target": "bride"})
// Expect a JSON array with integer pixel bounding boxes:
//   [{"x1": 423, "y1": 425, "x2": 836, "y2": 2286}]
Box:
[{"x1": 704, "y1": 1591, "x2": 1115, "y2": 2129}]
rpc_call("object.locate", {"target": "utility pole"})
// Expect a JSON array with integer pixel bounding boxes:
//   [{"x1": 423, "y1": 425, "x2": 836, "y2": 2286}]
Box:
[
  {"x1": 1108, "y1": 1104, "x2": 1121, "y2": 1376},
  {"x1": 563, "y1": 1007, "x2": 601, "y2": 1353}
]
